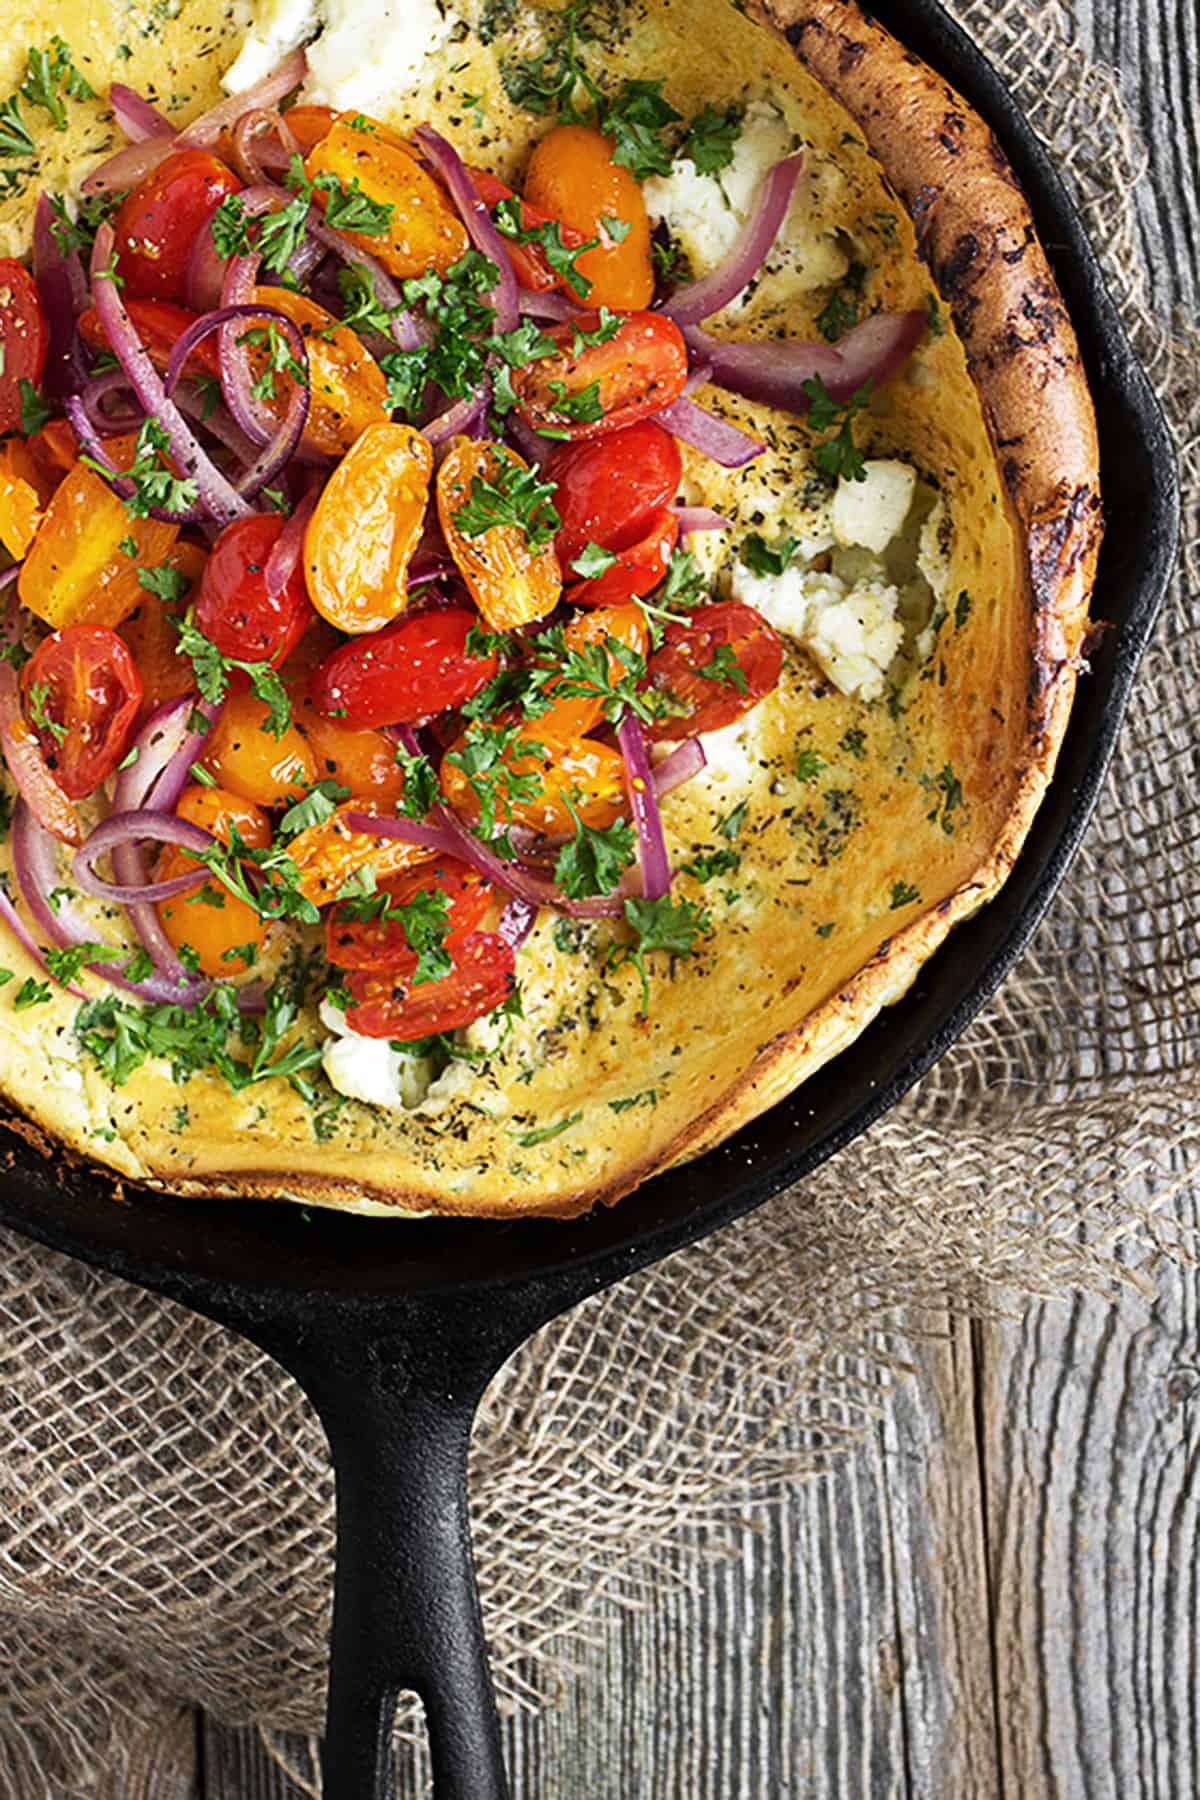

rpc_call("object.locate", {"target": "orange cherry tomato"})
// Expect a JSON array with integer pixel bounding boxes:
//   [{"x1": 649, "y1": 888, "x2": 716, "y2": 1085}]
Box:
[
  {"x1": 564, "y1": 506, "x2": 679, "y2": 606},
  {"x1": 512, "y1": 311, "x2": 688, "y2": 441},
  {"x1": 304, "y1": 423, "x2": 433, "y2": 634},
  {"x1": 19, "y1": 432, "x2": 179, "y2": 631},
  {"x1": 305, "y1": 119, "x2": 468, "y2": 280},
  {"x1": 79, "y1": 299, "x2": 222, "y2": 380},
  {"x1": 248, "y1": 285, "x2": 390, "y2": 458},
  {"x1": 645, "y1": 601, "x2": 784, "y2": 740},
  {"x1": 467, "y1": 167, "x2": 590, "y2": 293},
  {"x1": 113, "y1": 150, "x2": 241, "y2": 302},
  {"x1": 533, "y1": 604, "x2": 650, "y2": 738},
  {"x1": 287, "y1": 801, "x2": 436, "y2": 907},
  {"x1": 442, "y1": 725, "x2": 627, "y2": 835},
  {"x1": 547, "y1": 422, "x2": 682, "y2": 566},
  {"x1": 343, "y1": 931, "x2": 517, "y2": 1040},
  {"x1": 26, "y1": 417, "x2": 78, "y2": 481},
  {"x1": 294, "y1": 697, "x2": 407, "y2": 807},
  {"x1": 523, "y1": 123, "x2": 654, "y2": 311},
  {"x1": 437, "y1": 437, "x2": 562, "y2": 632},
  {"x1": 156, "y1": 783, "x2": 271, "y2": 977},
  {"x1": 198, "y1": 683, "x2": 318, "y2": 809},
  {"x1": 119, "y1": 539, "x2": 207, "y2": 720},
  {"x1": 0, "y1": 258, "x2": 48, "y2": 435},
  {"x1": 284, "y1": 104, "x2": 337, "y2": 152},
  {"x1": 0, "y1": 437, "x2": 54, "y2": 559},
  {"x1": 21, "y1": 625, "x2": 143, "y2": 799},
  {"x1": 326, "y1": 856, "x2": 494, "y2": 972}
]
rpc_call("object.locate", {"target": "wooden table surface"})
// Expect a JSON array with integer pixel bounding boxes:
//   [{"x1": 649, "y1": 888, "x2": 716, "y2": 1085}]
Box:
[{"x1": 125, "y1": 3, "x2": 1196, "y2": 1794}]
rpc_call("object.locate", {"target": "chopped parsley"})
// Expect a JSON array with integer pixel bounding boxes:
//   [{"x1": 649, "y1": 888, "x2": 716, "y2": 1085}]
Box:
[
  {"x1": 679, "y1": 102, "x2": 743, "y2": 176},
  {"x1": 13, "y1": 976, "x2": 51, "y2": 1010},
  {"x1": 20, "y1": 38, "x2": 94, "y2": 132},
  {"x1": 210, "y1": 193, "x2": 251, "y2": 258},
  {"x1": 570, "y1": 541, "x2": 618, "y2": 580},
  {"x1": 740, "y1": 533, "x2": 799, "y2": 578},
  {"x1": 17, "y1": 378, "x2": 49, "y2": 437},
  {"x1": 443, "y1": 722, "x2": 548, "y2": 858},
  {"x1": 890, "y1": 879, "x2": 920, "y2": 909},
  {"x1": 815, "y1": 260, "x2": 868, "y2": 343},
  {"x1": 277, "y1": 778, "x2": 350, "y2": 838},
  {"x1": 924, "y1": 762, "x2": 962, "y2": 835},
  {"x1": 452, "y1": 456, "x2": 560, "y2": 550},
  {"x1": 681, "y1": 846, "x2": 740, "y2": 883},
  {"x1": 0, "y1": 98, "x2": 35, "y2": 161},
  {"x1": 172, "y1": 613, "x2": 292, "y2": 739},
  {"x1": 553, "y1": 801, "x2": 635, "y2": 899},
  {"x1": 493, "y1": 197, "x2": 597, "y2": 298},
  {"x1": 136, "y1": 564, "x2": 190, "y2": 604},
  {"x1": 82, "y1": 417, "x2": 198, "y2": 520},
  {"x1": 616, "y1": 894, "x2": 708, "y2": 1013},
  {"x1": 238, "y1": 321, "x2": 308, "y2": 400},
  {"x1": 512, "y1": 1110, "x2": 583, "y2": 1147},
  {"x1": 801, "y1": 375, "x2": 873, "y2": 484},
  {"x1": 336, "y1": 264, "x2": 396, "y2": 339},
  {"x1": 795, "y1": 749, "x2": 823, "y2": 782},
  {"x1": 25, "y1": 681, "x2": 65, "y2": 743},
  {"x1": 696, "y1": 643, "x2": 747, "y2": 693}
]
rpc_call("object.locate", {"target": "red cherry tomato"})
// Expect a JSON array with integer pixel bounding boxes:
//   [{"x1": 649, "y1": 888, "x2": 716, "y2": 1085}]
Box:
[
  {"x1": 21, "y1": 624, "x2": 143, "y2": 798},
  {"x1": 466, "y1": 167, "x2": 590, "y2": 293},
  {"x1": 113, "y1": 150, "x2": 241, "y2": 302},
  {"x1": 79, "y1": 299, "x2": 222, "y2": 380},
  {"x1": 343, "y1": 931, "x2": 517, "y2": 1040},
  {"x1": 511, "y1": 310, "x2": 688, "y2": 441},
  {"x1": 0, "y1": 259, "x2": 48, "y2": 436},
  {"x1": 194, "y1": 513, "x2": 315, "y2": 666},
  {"x1": 311, "y1": 608, "x2": 499, "y2": 730},
  {"x1": 565, "y1": 506, "x2": 679, "y2": 607},
  {"x1": 326, "y1": 857, "x2": 494, "y2": 972},
  {"x1": 645, "y1": 601, "x2": 783, "y2": 741},
  {"x1": 547, "y1": 422, "x2": 682, "y2": 567}
]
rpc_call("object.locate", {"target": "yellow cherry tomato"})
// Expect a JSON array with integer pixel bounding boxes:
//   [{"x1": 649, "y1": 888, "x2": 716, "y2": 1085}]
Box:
[
  {"x1": 287, "y1": 800, "x2": 436, "y2": 907},
  {"x1": 0, "y1": 437, "x2": 53, "y2": 558},
  {"x1": 294, "y1": 695, "x2": 407, "y2": 806},
  {"x1": 437, "y1": 437, "x2": 562, "y2": 632},
  {"x1": 534, "y1": 604, "x2": 650, "y2": 739},
  {"x1": 441, "y1": 726, "x2": 627, "y2": 836},
  {"x1": 156, "y1": 784, "x2": 272, "y2": 977},
  {"x1": 305, "y1": 118, "x2": 468, "y2": 280},
  {"x1": 119, "y1": 539, "x2": 207, "y2": 722},
  {"x1": 198, "y1": 684, "x2": 318, "y2": 809},
  {"x1": 304, "y1": 423, "x2": 433, "y2": 635},
  {"x1": 523, "y1": 124, "x2": 654, "y2": 312},
  {"x1": 250, "y1": 285, "x2": 389, "y2": 458}
]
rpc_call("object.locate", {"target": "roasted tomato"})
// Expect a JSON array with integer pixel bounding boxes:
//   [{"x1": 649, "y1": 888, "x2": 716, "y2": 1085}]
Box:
[
  {"x1": 0, "y1": 259, "x2": 48, "y2": 435},
  {"x1": 79, "y1": 299, "x2": 222, "y2": 380},
  {"x1": 511, "y1": 311, "x2": 688, "y2": 441},
  {"x1": 294, "y1": 697, "x2": 407, "y2": 807},
  {"x1": 343, "y1": 931, "x2": 516, "y2": 1040},
  {"x1": 113, "y1": 150, "x2": 241, "y2": 301},
  {"x1": 198, "y1": 683, "x2": 318, "y2": 810},
  {"x1": 0, "y1": 437, "x2": 56, "y2": 559},
  {"x1": 310, "y1": 607, "x2": 497, "y2": 729},
  {"x1": 195, "y1": 513, "x2": 314, "y2": 667},
  {"x1": 437, "y1": 437, "x2": 561, "y2": 632},
  {"x1": 467, "y1": 166, "x2": 590, "y2": 294},
  {"x1": 249, "y1": 286, "x2": 390, "y2": 458},
  {"x1": 119, "y1": 539, "x2": 206, "y2": 720},
  {"x1": 282, "y1": 104, "x2": 337, "y2": 152},
  {"x1": 305, "y1": 118, "x2": 468, "y2": 279},
  {"x1": 564, "y1": 506, "x2": 679, "y2": 607},
  {"x1": 645, "y1": 601, "x2": 783, "y2": 740},
  {"x1": 547, "y1": 422, "x2": 682, "y2": 567},
  {"x1": 326, "y1": 857, "x2": 494, "y2": 972},
  {"x1": 523, "y1": 124, "x2": 654, "y2": 311},
  {"x1": 441, "y1": 725, "x2": 627, "y2": 835},
  {"x1": 21, "y1": 624, "x2": 143, "y2": 799},
  {"x1": 287, "y1": 802, "x2": 435, "y2": 907},
  {"x1": 303, "y1": 423, "x2": 433, "y2": 634},
  {"x1": 533, "y1": 604, "x2": 650, "y2": 739},
  {"x1": 156, "y1": 783, "x2": 272, "y2": 977}
]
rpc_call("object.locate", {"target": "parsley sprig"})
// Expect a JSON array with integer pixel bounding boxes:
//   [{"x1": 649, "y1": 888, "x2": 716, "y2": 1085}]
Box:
[
  {"x1": 801, "y1": 375, "x2": 873, "y2": 483},
  {"x1": 172, "y1": 613, "x2": 293, "y2": 739},
  {"x1": 453, "y1": 456, "x2": 561, "y2": 550}
]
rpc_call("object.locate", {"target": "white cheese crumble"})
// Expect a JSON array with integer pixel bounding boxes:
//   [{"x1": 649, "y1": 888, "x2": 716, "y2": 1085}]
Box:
[
  {"x1": 732, "y1": 562, "x2": 902, "y2": 703},
  {"x1": 318, "y1": 993, "x2": 517, "y2": 1118},
  {"x1": 223, "y1": 0, "x2": 318, "y2": 93},
  {"x1": 831, "y1": 459, "x2": 916, "y2": 555},
  {"x1": 224, "y1": 0, "x2": 463, "y2": 114}
]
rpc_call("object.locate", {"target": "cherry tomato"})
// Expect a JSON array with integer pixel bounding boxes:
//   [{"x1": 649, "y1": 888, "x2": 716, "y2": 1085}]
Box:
[
  {"x1": 26, "y1": 417, "x2": 78, "y2": 481},
  {"x1": 0, "y1": 259, "x2": 48, "y2": 435},
  {"x1": 283, "y1": 104, "x2": 337, "y2": 152},
  {"x1": 195, "y1": 513, "x2": 314, "y2": 667},
  {"x1": 79, "y1": 299, "x2": 222, "y2": 380},
  {"x1": 343, "y1": 931, "x2": 516, "y2": 1040},
  {"x1": 310, "y1": 607, "x2": 497, "y2": 730},
  {"x1": 304, "y1": 423, "x2": 432, "y2": 634},
  {"x1": 0, "y1": 437, "x2": 54, "y2": 559},
  {"x1": 294, "y1": 696, "x2": 407, "y2": 807},
  {"x1": 547, "y1": 422, "x2": 682, "y2": 567},
  {"x1": 305, "y1": 119, "x2": 468, "y2": 279},
  {"x1": 119, "y1": 539, "x2": 206, "y2": 720},
  {"x1": 511, "y1": 311, "x2": 688, "y2": 442},
  {"x1": 198, "y1": 682, "x2": 318, "y2": 810},
  {"x1": 251, "y1": 285, "x2": 390, "y2": 458},
  {"x1": 156, "y1": 783, "x2": 271, "y2": 977},
  {"x1": 287, "y1": 802, "x2": 435, "y2": 907},
  {"x1": 565, "y1": 506, "x2": 678, "y2": 607},
  {"x1": 441, "y1": 726, "x2": 627, "y2": 835},
  {"x1": 523, "y1": 124, "x2": 654, "y2": 311},
  {"x1": 467, "y1": 167, "x2": 590, "y2": 293},
  {"x1": 113, "y1": 150, "x2": 241, "y2": 302},
  {"x1": 21, "y1": 624, "x2": 143, "y2": 799},
  {"x1": 326, "y1": 857, "x2": 494, "y2": 972},
  {"x1": 645, "y1": 601, "x2": 783, "y2": 741},
  {"x1": 437, "y1": 437, "x2": 561, "y2": 632},
  {"x1": 533, "y1": 604, "x2": 650, "y2": 739}
]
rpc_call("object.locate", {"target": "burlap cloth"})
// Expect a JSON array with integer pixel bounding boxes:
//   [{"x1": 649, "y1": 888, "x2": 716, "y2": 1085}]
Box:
[{"x1": 0, "y1": 3, "x2": 1194, "y2": 1793}]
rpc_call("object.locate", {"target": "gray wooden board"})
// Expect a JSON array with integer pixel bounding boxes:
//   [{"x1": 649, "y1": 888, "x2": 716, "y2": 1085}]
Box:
[{"x1": 157, "y1": 0, "x2": 1199, "y2": 1793}]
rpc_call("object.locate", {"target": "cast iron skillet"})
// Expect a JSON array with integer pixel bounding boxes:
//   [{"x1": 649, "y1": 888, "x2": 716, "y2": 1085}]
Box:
[{"x1": 0, "y1": 3, "x2": 1178, "y2": 1794}]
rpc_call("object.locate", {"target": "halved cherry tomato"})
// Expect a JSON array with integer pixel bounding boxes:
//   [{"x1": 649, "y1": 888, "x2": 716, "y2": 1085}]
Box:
[
  {"x1": 79, "y1": 299, "x2": 222, "y2": 381},
  {"x1": 523, "y1": 124, "x2": 654, "y2": 311},
  {"x1": 565, "y1": 506, "x2": 678, "y2": 607},
  {"x1": 547, "y1": 422, "x2": 682, "y2": 567},
  {"x1": 195, "y1": 512, "x2": 314, "y2": 667},
  {"x1": 113, "y1": 150, "x2": 241, "y2": 302},
  {"x1": 294, "y1": 696, "x2": 407, "y2": 807},
  {"x1": 284, "y1": 104, "x2": 337, "y2": 152},
  {"x1": 26, "y1": 417, "x2": 78, "y2": 482},
  {"x1": 441, "y1": 726, "x2": 627, "y2": 835},
  {"x1": 199, "y1": 682, "x2": 318, "y2": 809},
  {"x1": 467, "y1": 167, "x2": 590, "y2": 294},
  {"x1": 533, "y1": 604, "x2": 650, "y2": 739},
  {"x1": 304, "y1": 423, "x2": 433, "y2": 635},
  {"x1": 645, "y1": 601, "x2": 783, "y2": 741},
  {"x1": 305, "y1": 119, "x2": 468, "y2": 280},
  {"x1": 511, "y1": 311, "x2": 688, "y2": 442},
  {"x1": 437, "y1": 437, "x2": 561, "y2": 632},
  {"x1": 250, "y1": 285, "x2": 390, "y2": 458},
  {"x1": 343, "y1": 931, "x2": 516, "y2": 1040},
  {"x1": 326, "y1": 857, "x2": 493, "y2": 972},
  {"x1": 119, "y1": 539, "x2": 207, "y2": 720},
  {"x1": 21, "y1": 624, "x2": 143, "y2": 799},
  {"x1": 0, "y1": 437, "x2": 55, "y2": 559},
  {"x1": 156, "y1": 783, "x2": 271, "y2": 977},
  {"x1": 0, "y1": 259, "x2": 48, "y2": 435},
  {"x1": 311, "y1": 606, "x2": 497, "y2": 730},
  {"x1": 287, "y1": 802, "x2": 435, "y2": 907}
]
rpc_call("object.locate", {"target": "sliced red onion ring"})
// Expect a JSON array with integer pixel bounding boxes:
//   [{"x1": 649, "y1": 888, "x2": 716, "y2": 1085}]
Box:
[
  {"x1": 173, "y1": 379, "x2": 262, "y2": 466},
  {"x1": 683, "y1": 310, "x2": 929, "y2": 413},
  {"x1": 185, "y1": 219, "x2": 229, "y2": 312},
  {"x1": 110, "y1": 83, "x2": 175, "y2": 143},
  {"x1": 304, "y1": 217, "x2": 425, "y2": 351},
  {"x1": 654, "y1": 395, "x2": 765, "y2": 467},
  {"x1": 0, "y1": 876, "x2": 70, "y2": 993},
  {"x1": 506, "y1": 413, "x2": 552, "y2": 467},
  {"x1": 617, "y1": 712, "x2": 671, "y2": 901},
  {"x1": 0, "y1": 577, "x2": 82, "y2": 846},
  {"x1": 90, "y1": 224, "x2": 253, "y2": 523},
  {"x1": 662, "y1": 153, "x2": 805, "y2": 327},
  {"x1": 229, "y1": 107, "x2": 298, "y2": 187},
  {"x1": 424, "y1": 384, "x2": 491, "y2": 448},
  {"x1": 413, "y1": 125, "x2": 519, "y2": 333},
  {"x1": 674, "y1": 505, "x2": 732, "y2": 534},
  {"x1": 163, "y1": 299, "x2": 311, "y2": 496},
  {"x1": 78, "y1": 365, "x2": 144, "y2": 435},
  {"x1": 32, "y1": 193, "x2": 88, "y2": 397},
  {"x1": 64, "y1": 393, "x2": 204, "y2": 525},
  {"x1": 264, "y1": 488, "x2": 317, "y2": 597},
  {"x1": 651, "y1": 737, "x2": 706, "y2": 798},
  {"x1": 74, "y1": 811, "x2": 219, "y2": 905},
  {"x1": 80, "y1": 134, "x2": 176, "y2": 198},
  {"x1": 517, "y1": 289, "x2": 587, "y2": 323},
  {"x1": 498, "y1": 896, "x2": 538, "y2": 949},
  {"x1": 176, "y1": 48, "x2": 307, "y2": 148}
]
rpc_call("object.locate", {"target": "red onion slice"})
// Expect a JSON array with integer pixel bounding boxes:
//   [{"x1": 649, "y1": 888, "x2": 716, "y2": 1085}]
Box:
[
  {"x1": 110, "y1": 83, "x2": 175, "y2": 143},
  {"x1": 413, "y1": 125, "x2": 519, "y2": 333},
  {"x1": 264, "y1": 488, "x2": 318, "y2": 597},
  {"x1": 176, "y1": 48, "x2": 307, "y2": 148},
  {"x1": 617, "y1": 712, "x2": 671, "y2": 901},
  {"x1": 73, "y1": 812, "x2": 219, "y2": 905},
  {"x1": 498, "y1": 897, "x2": 538, "y2": 949},
  {"x1": 517, "y1": 289, "x2": 587, "y2": 323},
  {"x1": 80, "y1": 134, "x2": 176, "y2": 197},
  {"x1": 662, "y1": 153, "x2": 805, "y2": 327},
  {"x1": 651, "y1": 737, "x2": 706, "y2": 798},
  {"x1": 674, "y1": 505, "x2": 733, "y2": 534},
  {"x1": 229, "y1": 107, "x2": 298, "y2": 187},
  {"x1": 113, "y1": 695, "x2": 221, "y2": 816},
  {"x1": 653, "y1": 395, "x2": 765, "y2": 467},
  {"x1": 0, "y1": 880, "x2": 68, "y2": 993},
  {"x1": 32, "y1": 193, "x2": 88, "y2": 398},
  {"x1": 424, "y1": 385, "x2": 491, "y2": 448},
  {"x1": 304, "y1": 217, "x2": 424, "y2": 350},
  {"x1": 163, "y1": 298, "x2": 311, "y2": 497},
  {"x1": 78, "y1": 365, "x2": 144, "y2": 435},
  {"x1": 683, "y1": 310, "x2": 928, "y2": 413}
]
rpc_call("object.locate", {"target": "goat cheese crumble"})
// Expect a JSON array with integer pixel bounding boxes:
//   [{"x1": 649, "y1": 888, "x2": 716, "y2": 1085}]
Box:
[{"x1": 224, "y1": 0, "x2": 462, "y2": 114}]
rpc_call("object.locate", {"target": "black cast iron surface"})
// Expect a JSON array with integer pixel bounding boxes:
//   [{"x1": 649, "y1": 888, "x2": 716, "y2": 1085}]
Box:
[{"x1": 0, "y1": 2, "x2": 1178, "y2": 1794}]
